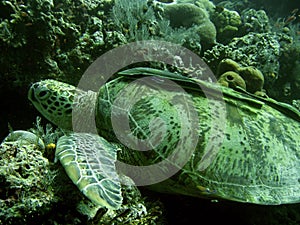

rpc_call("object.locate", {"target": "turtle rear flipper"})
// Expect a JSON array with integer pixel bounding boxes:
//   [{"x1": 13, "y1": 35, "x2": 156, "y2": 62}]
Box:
[{"x1": 56, "y1": 133, "x2": 122, "y2": 209}]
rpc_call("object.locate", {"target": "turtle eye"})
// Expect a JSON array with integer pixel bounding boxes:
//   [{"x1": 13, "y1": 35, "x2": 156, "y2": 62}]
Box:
[
  {"x1": 38, "y1": 90, "x2": 48, "y2": 99},
  {"x1": 226, "y1": 74, "x2": 234, "y2": 81}
]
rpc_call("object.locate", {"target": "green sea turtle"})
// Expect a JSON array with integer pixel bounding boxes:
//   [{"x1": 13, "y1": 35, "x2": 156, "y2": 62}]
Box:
[{"x1": 28, "y1": 67, "x2": 300, "y2": 209}]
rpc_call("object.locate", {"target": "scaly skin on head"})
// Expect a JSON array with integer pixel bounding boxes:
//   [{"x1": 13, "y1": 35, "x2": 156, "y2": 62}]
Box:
[
  {"x1": 28, "y1": 80, "x2": 76, "y2": 130},
  {"x1": 28, "y1": 79, "x2": 98, "y2": 131}
]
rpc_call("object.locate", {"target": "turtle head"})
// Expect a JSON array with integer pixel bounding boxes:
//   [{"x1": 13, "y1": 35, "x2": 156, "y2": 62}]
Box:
[{"x1": 28, "y1": 79, "x2": 75, "y2": 129}]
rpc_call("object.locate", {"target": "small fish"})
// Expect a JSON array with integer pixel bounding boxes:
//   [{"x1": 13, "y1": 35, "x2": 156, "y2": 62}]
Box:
[
  {"x1": 20, "y1": 12, "x2": 28, "y2": 17},
  {"x1": 291, "y1": 8, "x2": 299, "y2": 15},
  {"x1": 197, "y1": 185, "x2": 217, "y2": 195},
  {"x1": 284, "y1": 15, "x2": 296, "y2": 25},
  {"x1": 46, "y1": 143, "x2": 56, "y2": 150}
]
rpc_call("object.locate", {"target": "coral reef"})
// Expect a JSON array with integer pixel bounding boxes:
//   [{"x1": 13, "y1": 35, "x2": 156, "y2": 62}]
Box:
[
  {"x1": 0, "y1": 0, "x2": 210, "y2": 94},
  {"x1": 0, "y1": 118, "x2": 165, "y2": 224},
  {"x1": 203, "y1": 32, "x2": 288, "y2": 90},
  {"x1": 1, "y1": 0, "x2": 300, "y2": 224},
  {"x1": 0, "y1": 0, "x2": 112, "y2": 92},
  {"x1": 0, "y1": 130, "x2": 57, "y2": 224},
  {"x1": 203, "y1": 1, "x2": 299, "y2": 101}
]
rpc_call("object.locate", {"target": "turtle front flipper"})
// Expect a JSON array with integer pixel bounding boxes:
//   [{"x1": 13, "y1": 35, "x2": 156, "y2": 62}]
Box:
[{"x1": 56, "y1": 133, "x2": 122, "y2": 209}]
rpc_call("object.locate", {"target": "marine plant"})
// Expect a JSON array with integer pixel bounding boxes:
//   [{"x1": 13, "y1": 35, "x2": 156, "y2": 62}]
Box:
[{"x1": 110, "y1": 0, "x2": 202, "y2": 52}]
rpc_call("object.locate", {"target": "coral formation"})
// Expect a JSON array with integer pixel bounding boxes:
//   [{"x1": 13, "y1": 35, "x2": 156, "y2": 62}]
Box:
[
  {"x1": 217, "y1": 58, "x2": 240, "y2": 75},
  {"x1": 240, "y1": 9, "x2": 270, "y2": 34},
  {"x1": 0, "y1": 0, "x2": 111, "y2": 91},
  {"x1": 203, "y1": 32, "x2": 286, "y2": 89},
  {"x1": 211, "y1": 7, "x2": 242, "y2": 43},
  {"x1": 216, "y1": 58, "x2": 264, "y2": 94},
  {"x1": 111, "y1": 0, "x2": 161, "y2": 41},
  {"x1": 110, "y1": 0, "x2": 204, "y2": 53},
  {"x1": 161, "y1": 2, "x2": 216, "y2": 47},
  {"x1": 163, "y1": 3, "x2": 208, "y2": 27},
  {"x1": 238, "y1": 66, "x2": 264, "y2": 94},
  {"x1": 217, "y1": 71, "x2": 246, "y2": 90},
  {"x1": 0, "y1": 130, "x2": 57, "y2": 224}
]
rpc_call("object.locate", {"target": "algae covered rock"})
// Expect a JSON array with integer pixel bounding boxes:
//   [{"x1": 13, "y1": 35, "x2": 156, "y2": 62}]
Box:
[
  {"x1": 0, "y1": 130, "x2": 57, "y2": 224},
  {"x1": 0, "y1": 126, "x2": 165, "y2": 224},
  {"x1": 3, "y1": 130, "x2": 45, "y2": 150}
]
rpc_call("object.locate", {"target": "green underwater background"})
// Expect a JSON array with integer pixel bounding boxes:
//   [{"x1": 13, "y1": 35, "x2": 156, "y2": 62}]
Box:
[{"x1": 1, "y1": 0, "x2": 300, "y2": 224}]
